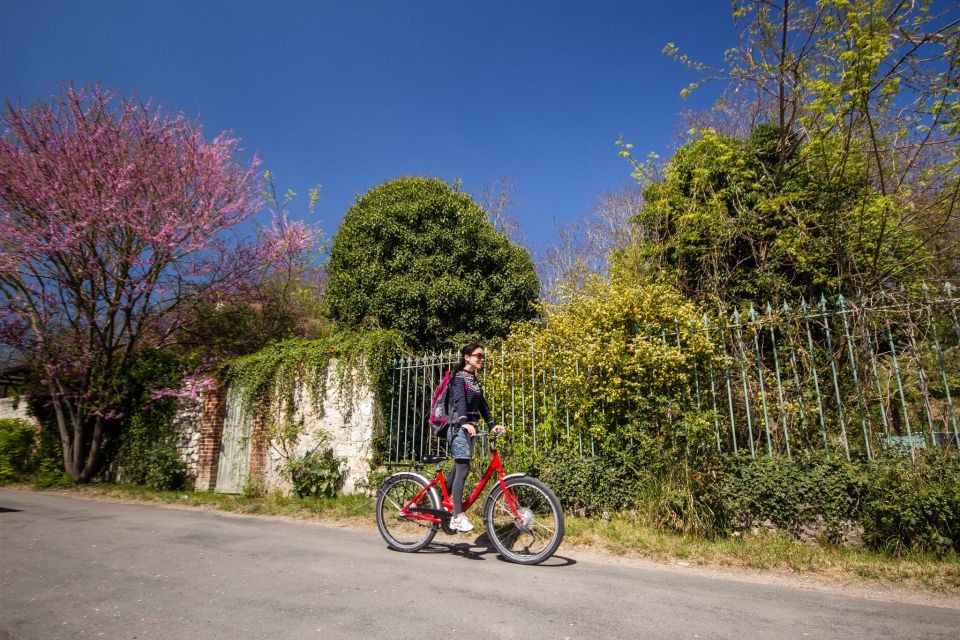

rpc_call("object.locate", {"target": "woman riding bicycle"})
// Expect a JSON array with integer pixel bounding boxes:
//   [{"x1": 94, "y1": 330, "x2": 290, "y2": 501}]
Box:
[
  {"x1": 446, "y1": 342, "x2": 503, "y2": 533},
  {"x1": 375, "y1": 343, "x2": 564, "y2": 563}
]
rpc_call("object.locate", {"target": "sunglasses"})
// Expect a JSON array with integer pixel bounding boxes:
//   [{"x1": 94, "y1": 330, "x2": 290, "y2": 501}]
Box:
[{"x1": 469, "y1": 352, "x2": 485, "y2": 359}]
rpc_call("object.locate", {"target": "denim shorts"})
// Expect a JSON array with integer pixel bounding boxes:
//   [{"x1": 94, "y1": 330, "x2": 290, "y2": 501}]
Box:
[{"x1": 447, "y1": 426, "x2": 474, "y2": 460}]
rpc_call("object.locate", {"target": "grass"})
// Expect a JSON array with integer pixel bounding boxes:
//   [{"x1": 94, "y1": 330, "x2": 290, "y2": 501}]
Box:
[
  {"x1": 8, "y1": 481, "x2": 960, "y2": 596},
  {"x1": 17, "y1": 481, "x2": 376, "y2": 526},
  {"x1": 565, "y1": 513, "x2": 960, "y2": 594}
]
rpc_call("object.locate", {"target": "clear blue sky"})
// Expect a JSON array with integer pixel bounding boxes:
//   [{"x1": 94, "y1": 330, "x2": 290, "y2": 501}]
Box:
[{"x1": 1, "y1": 0, "x2": 733, "y2": 255}]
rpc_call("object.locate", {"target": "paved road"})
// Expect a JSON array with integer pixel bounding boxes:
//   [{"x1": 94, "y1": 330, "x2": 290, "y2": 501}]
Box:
[{"x1": 1, "y1": 490, "x2": 957, "y2": 640}]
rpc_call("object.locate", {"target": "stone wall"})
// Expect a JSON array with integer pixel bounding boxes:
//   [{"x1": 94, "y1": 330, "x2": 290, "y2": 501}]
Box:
[
  {"x1": 257, "y1": 363, "x2": 378, "y2": 495},
  {"x1": 0, "y1": 398, "x2": 38, "y2": 426},
  {"x1": 176, "y1": 361, "x2": 378, "y2": 495},
  {"x1": 172, "y1": 393, "x2": 204, "y2": 481}
]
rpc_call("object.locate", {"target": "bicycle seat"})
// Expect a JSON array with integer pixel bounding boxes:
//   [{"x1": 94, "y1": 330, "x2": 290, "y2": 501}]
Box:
[{"x1": 421, "y1": 455, "x2": 446, "y2": 464}]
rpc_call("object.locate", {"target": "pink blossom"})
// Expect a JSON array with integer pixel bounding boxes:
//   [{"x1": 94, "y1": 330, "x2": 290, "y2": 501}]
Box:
[
  {"x1": 0, "y1": 82, "x2": 315, "y2": 482},
  {"x1": 150, "y1": 375, "x2": 216, "y2": 401}
]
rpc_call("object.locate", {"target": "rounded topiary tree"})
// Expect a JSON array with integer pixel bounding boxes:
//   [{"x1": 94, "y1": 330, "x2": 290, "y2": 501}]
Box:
[{"x1": 326, "y1": 177, "x2": 539, "y2": 349}]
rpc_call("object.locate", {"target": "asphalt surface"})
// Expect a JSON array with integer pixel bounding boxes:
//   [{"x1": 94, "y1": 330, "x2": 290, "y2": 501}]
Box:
[{"x1": 1, "y1": 489, "x2": 958, "y2": 640}]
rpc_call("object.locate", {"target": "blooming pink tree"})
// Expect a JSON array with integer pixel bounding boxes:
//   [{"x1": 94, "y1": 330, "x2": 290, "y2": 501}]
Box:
[{"x1": 0, "y1": 83, "x2": 311, "y2": 482}]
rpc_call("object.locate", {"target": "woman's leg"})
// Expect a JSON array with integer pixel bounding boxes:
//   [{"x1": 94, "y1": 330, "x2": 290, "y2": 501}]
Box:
[
  {"x1": 449, "y1": 459, "x2": 470, "y2": 514},
  {"x1": 446, "y1": 427, "x2": 473, "y2": 515}
]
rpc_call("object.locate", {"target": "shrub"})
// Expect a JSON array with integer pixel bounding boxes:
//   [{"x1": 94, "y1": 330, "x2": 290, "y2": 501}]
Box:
[
  {"x1": 495, "y1": 273, "x2": 720, "y2": 464},
  {"x1": 718, "y1": 453, "x2": 867, "y2": 543},
  {"x1": 288, "y1": 447, "x2": 345, "y2": 499},
  {"x1": 115, "y1": 412, "x2": 187, "y2": 491},
  {"x1": 32, "y1": 458, "x2": 71, "y2": 489},
  {"x1": 0, "y1": 418, "x2": 37, "y2": 483},
  {"x1": 859, "y1": 453, "x2": 960, "y2": 555},
  {"x1": 715, "y1": 451, "x2": 960, "y2": 554},
  {"x1": 141, "y1": 442, "x2": 189, "y2": 491},
  {"x1": 326, "y1": 176, "x2": 538, "y2": 349},
  {"x1": 533, "y1": 445, "x2": 958, "y2": 554},
  {"x1": 105, "y1": 349, "x2": 190, "y2": 491},
  {"x1": 536, "y1": 451, "x2": 647, "y2": 516},
  {"x1": 617, "y1": 126, "x2": 927, "y2": 305}
]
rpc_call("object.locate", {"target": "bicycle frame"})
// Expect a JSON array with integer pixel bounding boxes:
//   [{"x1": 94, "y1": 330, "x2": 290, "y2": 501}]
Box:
[{"x1": 400, "y1": 445, "x2": 523, "y2": 524}]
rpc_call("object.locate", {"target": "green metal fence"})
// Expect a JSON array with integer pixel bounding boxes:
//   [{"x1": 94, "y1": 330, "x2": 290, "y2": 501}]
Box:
[{"x1": 385, "y1": 286, "x2": 960, "y2": 464}]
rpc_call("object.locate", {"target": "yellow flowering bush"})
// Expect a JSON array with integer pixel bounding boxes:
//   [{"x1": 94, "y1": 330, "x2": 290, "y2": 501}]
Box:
[{"x1": 489, "y1": 271, "x2": 721, "y2": 463}]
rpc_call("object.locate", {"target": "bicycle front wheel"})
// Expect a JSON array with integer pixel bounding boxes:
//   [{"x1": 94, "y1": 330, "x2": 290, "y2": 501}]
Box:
[
  {"x1": 483, "y1": 476, "x2": 564, "y2": 565},
  {"x1": 376, "y1": 472, "x2": 440, "y2": 552}
]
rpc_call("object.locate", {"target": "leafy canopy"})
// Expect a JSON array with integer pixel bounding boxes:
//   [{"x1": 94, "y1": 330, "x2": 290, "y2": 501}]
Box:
[
  {"x1": 645, "y1": 0, "x2": 960, "y2": 302},
  {"x1": 617, "y1": 125, "x2": 927, "y2": 304},
  {"x1": 326, "y1": 177, "x2": 539, "y2": 349}
]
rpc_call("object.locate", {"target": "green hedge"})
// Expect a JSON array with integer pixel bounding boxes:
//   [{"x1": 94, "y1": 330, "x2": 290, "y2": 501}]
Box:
[
  {"x1": 719, "y1": 453, "x2": 866, "y2": 541},
  {"x1": 859, "y1": 454, "x2": 960, "y2": 555},
  {"x1": 111, "y1": 349, "x2": 188, "y2": 491},
  {"x1": 0, "y1": 418, "x2": 37, "y2": 483},
  {"x1": 530, "y1": 448, "x2": 960, "y2": 555}
]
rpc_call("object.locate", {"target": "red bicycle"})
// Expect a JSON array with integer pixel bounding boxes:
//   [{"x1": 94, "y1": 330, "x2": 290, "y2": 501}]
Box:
[{"x1": 375, "y1": 432, "x2": 564, "y2": 565}]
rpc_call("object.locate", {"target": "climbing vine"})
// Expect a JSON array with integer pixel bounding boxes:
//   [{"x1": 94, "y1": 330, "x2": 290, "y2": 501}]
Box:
[{"x1": 221, "y1": 328, "x2": 406, "y2": 426}]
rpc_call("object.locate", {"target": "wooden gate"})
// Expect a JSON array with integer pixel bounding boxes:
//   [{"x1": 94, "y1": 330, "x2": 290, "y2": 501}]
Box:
[{"x1": 215, "y1": 386, "x2": 252, "y2": 493}]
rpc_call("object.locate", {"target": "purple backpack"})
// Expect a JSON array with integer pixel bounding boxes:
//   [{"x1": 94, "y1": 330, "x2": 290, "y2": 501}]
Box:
[{"x1": 428, "y1": 371, "x2": 466, "y2": 438}]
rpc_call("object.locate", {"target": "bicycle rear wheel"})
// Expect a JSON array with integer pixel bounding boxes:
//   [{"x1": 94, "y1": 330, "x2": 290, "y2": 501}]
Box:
[
  {"x1": 483, "y1": 476, "x2": 564, "y2": 565},
  {"x1": 375, "y1": 472, "x2": 440, "y2": 552}
]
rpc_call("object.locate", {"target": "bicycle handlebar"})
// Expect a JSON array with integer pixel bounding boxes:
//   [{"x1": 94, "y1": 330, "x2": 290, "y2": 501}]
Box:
[
  {"x1": 472, "y1": 431, "x2": 505, "y2": 455},
  {"x1": 470, "y1": 430, "x2": 506, "y2": 439}
]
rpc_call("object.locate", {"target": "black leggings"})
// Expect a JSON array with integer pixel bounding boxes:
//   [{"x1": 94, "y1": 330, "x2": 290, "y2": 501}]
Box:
[{"x1": 445, "y1": 459, "x2": 471, "y2": 514}]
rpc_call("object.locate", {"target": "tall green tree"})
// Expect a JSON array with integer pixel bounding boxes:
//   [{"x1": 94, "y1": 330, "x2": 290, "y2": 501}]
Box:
[
  {"x1": 616, "y1": 0, "x2": 959, "y2": 304},
  {"x1": 617, "y1": 125, "x2": 926, "y2": 304},
  {"x1": 325, "y1": 177, "x2": 538, "y2": 349}
]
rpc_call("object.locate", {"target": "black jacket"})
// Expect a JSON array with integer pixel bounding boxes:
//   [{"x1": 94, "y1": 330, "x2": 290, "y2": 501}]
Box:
[{"x1": 450, "y1": 369, "x2": 494, "y2": 429}]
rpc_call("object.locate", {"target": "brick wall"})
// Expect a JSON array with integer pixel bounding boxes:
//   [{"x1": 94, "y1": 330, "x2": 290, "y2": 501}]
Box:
[{"x1": 193, "y1": 383, "x2": 226, "y2": 491}]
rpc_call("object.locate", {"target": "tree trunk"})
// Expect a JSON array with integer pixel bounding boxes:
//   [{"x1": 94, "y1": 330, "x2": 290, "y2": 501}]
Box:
[
  {"x1": 78, "y1": 416, "x2": 105, "y2": 483},
  {"x1": 49, "y1": 392, "x2": 103, "y2": 483},
  {"x1": 47, "y1": 386, "x2": 79, "y2": 482}
]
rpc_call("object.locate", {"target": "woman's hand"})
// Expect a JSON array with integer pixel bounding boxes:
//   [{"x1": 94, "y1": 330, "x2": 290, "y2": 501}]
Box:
[
  {"x1": 492, "y1": 424, "x2": 506, "y2": 435},
  {"x1": 463, "y1": 423, "x2": 477, "y2": 437}
]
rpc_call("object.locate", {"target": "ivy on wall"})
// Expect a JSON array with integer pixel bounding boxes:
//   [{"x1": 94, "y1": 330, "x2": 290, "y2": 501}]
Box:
[
  {"x1": 221, "y1": 329, "x2": 406, "y2": 483},
  {"x1": 222, "y1": 329, "x2": 405, "y2": 422}
]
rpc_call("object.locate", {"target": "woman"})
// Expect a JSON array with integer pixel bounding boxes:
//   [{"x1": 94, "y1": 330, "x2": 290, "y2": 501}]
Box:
[{"x1": 446, "y1": 342, "x2": 503, "y2": 533}]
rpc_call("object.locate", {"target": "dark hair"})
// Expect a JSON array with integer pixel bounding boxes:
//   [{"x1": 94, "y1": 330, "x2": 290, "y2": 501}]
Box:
[{"x1": 451, "y1": 342, "x2": 484, "y2": 377}]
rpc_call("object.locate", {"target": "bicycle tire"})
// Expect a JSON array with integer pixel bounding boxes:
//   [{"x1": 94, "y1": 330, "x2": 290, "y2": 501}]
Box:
[
  {"x1": 375, "y1": 472, "x2": 440, "y2": 552},
  {"x1": 483, "y1": 476, "x2": 564, "y2": 565}
]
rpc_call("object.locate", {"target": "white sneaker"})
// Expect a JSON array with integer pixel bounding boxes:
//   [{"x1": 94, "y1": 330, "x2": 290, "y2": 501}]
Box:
[{"x1": 450, "y1": 513, "x2": 474, "y2": 533}]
